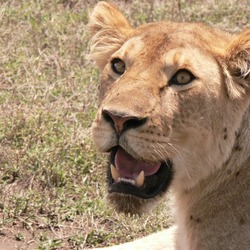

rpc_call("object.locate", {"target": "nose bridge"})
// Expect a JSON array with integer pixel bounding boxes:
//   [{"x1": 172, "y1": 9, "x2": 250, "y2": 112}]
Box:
[{"x1": 103, "y1": 77, "x2": 158, "y2": 117}]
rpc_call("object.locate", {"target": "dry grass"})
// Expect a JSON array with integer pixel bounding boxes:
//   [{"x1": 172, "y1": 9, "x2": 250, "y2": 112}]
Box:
[{"x1": 0, "y1": 0, "x2": 249, "y2": 249}]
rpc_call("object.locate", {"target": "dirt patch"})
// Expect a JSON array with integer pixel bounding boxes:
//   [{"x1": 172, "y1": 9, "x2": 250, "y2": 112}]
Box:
[{"x1": 0, "y1": 226, "x2": 38, "y2": 250}]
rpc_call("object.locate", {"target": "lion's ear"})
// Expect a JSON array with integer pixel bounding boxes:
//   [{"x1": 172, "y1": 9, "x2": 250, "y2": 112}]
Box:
[
  {"x1": 224, "y1": 29, "x2": 250, "y2": 98},
  {"x1": 88, "y1": 1, "x2": 133, "y2": 68}
]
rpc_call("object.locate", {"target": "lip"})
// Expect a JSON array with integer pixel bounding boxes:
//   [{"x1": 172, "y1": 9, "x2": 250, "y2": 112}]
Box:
[{"x1": 107, "y1": 147, "x2": 173, "y2": 199}]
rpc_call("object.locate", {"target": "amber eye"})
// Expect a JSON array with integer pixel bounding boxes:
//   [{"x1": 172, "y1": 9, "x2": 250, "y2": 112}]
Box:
[
  {"x1": 111, "y1": 58, "x2": 126, "y2": 75},
  {"x1": 169, "y1": 69, "x2": 195, "y2": 85}
]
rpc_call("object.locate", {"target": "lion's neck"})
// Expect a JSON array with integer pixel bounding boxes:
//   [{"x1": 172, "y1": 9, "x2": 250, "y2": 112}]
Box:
[{"x1": 174, "y1": 107, "x2": 250, "y2": 250}]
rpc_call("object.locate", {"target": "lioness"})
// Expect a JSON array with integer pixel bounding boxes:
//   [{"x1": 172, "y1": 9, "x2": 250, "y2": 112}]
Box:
[{"x1": 89, "y1": 1, "x2": 250, "y2": 249}]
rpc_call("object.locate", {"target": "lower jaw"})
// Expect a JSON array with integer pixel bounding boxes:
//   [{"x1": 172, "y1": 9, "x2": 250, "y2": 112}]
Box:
[{"x1": 107, "y1": 192, "x2": 160, "y2": 215}]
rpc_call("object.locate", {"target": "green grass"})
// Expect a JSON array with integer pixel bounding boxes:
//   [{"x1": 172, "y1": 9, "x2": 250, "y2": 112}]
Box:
[{"x1": 0, "y1": 0, "x2": 249, "y2": 249}]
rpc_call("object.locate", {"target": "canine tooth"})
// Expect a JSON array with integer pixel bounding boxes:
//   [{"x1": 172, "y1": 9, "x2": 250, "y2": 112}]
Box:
[
  {"x1": 111, "y1": 164, "x2": 120, "y2": 181},
  {"x1": 136, "y1": 171, "x2": 145, "y2": 187}
]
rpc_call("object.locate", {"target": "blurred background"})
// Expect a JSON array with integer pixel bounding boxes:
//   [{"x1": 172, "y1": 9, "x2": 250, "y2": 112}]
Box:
[{"x1": 0, "y1": 0, "x2": 249, "y2": 249}]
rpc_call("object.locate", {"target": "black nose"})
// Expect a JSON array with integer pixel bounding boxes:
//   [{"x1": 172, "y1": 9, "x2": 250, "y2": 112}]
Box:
[{"x1": 102, "y1": 109, "x2": 147, "y2": 135}]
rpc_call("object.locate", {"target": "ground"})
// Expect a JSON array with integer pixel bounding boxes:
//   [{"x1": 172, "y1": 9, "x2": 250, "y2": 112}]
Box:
[{"x1": 0, "y1": 0, "x2": 249, "y2": 249}]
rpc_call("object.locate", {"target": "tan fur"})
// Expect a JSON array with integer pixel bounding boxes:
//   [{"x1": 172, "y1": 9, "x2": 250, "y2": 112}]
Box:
[{"x1": 89, "y1": 2, "x2": 250, "y2": 249}]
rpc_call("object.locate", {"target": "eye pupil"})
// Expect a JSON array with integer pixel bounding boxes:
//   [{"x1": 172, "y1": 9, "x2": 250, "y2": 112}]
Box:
[
  {"x1": 170, "y1": 69, "x2": 195, "y2": 86},
  {"x1": 177, "y1": 72, "x2": 191, "y2": 84},
  {"x1": 111, "y1": 58, "x2": 125, "y2": 75}
]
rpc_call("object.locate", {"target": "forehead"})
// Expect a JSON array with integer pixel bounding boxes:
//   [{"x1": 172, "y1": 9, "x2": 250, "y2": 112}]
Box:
[
  {"x1": 115, "y1": 24, "x2": 216, "y2": 71},
  {"x1": 116, "y1": 22, "x2": 229, "y2": 63}
]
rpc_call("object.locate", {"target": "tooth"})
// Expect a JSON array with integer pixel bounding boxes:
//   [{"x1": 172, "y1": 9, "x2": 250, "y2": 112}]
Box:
[
  {"x1": 111, "y1": 164, "x2": 120, "y2": 181},
  {"x1": 119, "y1": 178, "x2": 136, "y2": 185},
  {"x1": 136, "y1": 171, "x2": 145, "y2": 187}
]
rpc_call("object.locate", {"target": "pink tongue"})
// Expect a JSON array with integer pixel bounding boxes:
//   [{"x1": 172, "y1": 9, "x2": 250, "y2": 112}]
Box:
[{"x1": 114, "y1": 147, "x2": 161, "y2": 179}]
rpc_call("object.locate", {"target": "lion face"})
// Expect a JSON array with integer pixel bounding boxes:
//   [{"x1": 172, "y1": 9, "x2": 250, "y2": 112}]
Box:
[{"x1": 89, "y1": 2, "x2": 250, "y2": 214}]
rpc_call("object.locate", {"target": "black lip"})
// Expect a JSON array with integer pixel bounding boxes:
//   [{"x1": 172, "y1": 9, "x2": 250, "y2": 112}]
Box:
[{"x1": 107, "y1": 147, "x2": 173, "y2": 199}]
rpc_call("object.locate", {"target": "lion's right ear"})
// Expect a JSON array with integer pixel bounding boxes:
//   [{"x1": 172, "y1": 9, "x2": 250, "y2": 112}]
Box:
[
  {"x1": 224, "y1": 29, "x2": 250, "y2": 99},
  {"x1": 88, "y1": 1, "x2": 133, "y2": 68}
]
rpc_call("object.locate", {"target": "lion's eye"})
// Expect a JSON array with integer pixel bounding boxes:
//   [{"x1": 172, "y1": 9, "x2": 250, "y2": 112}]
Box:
[
  {"x1": 111, "y1": 58, "x2": 126, "y2": 75},
  {"x1": 169, "y1": 69, "x2": 195, "y2": 85}
]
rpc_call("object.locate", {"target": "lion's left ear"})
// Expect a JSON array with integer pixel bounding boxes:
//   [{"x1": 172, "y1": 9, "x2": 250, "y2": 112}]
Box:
[{"x1": 224, "y1": 29, "x2": 250, "y2": 98}]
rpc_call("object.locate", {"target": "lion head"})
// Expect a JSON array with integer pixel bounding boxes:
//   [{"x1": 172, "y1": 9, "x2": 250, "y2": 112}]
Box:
[{"x1": 89, "y1": 2, "x2": 250, "y2": 214}]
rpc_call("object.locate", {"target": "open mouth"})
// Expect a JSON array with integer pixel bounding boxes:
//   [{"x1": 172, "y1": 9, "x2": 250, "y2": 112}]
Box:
[{"x1": 108, "y1": 146, "x2": 173, "y2": 199}]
